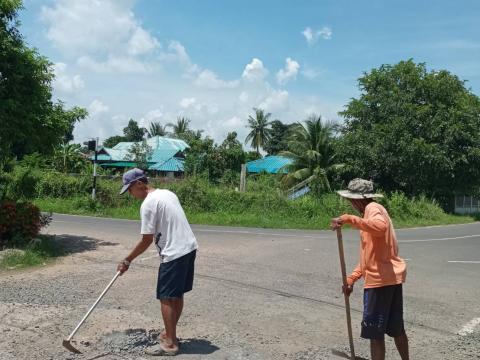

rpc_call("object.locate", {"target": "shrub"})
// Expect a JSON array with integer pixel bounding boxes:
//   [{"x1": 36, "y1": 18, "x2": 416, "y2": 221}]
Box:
[
  {"x1": 5, "y1": 167, "x2": 40, "y2": 200},
  {"x1": 0, "y1": 200, "x2": 51, "y2": 248},
  {"x1": 36, "y1": 171, "x2": 91, "y2": 198}
]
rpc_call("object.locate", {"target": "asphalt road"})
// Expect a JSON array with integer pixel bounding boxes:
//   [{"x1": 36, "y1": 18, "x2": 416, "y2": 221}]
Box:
[{"x1": 1, "y1": 214, "x2": 479, "y2": 359}]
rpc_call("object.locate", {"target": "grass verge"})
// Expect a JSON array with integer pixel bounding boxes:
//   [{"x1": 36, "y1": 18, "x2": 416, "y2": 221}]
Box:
[
  {"x1": 34, "y1": 197, "x2": 475, "y2": 230},
  {"x1": 0, "y1": 235, "x2": 64, "y2": 270}
]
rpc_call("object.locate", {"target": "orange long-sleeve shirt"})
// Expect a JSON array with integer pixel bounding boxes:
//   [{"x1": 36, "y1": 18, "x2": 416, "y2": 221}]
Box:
[{"x1": 340, "y1": 202, "x2": 406, "y2": 289}]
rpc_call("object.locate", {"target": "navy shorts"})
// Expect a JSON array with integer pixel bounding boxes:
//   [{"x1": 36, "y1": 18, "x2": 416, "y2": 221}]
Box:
[
  {"x1": 157, "y1": 250, "x2": 196, "y2": 300},
  {"x1": 361, "y1": 284, "x2": 405, "y2": 340}
]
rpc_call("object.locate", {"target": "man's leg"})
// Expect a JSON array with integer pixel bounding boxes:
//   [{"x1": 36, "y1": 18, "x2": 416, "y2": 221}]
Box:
[
  {"x1": 394, "y1": 333, "x2": 409, "y2": 360},
  {"x1": 175, "y1": 296, "x2": 184, "y2": 324},
  {"x1": 160, "y1": 299, "x2": 179, "y2": 350},
  {"x1": 160, "y1": 296, "x2": 183, "y2": 340},
  {"x1": 370, "y1": 339, "x2": 385, "y2": 360}
]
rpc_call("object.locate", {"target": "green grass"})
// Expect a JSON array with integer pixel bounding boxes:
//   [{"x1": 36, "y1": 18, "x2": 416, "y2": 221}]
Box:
[
  {"x1": 0, "y1": 235, "x2": 64, "y2": 270},
  {"x1": 34, "y1": 196, "x2": 475, "y2": 230}
]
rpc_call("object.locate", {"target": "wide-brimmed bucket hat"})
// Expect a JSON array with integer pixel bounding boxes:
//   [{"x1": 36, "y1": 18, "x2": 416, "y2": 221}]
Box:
[{"x1": 337, "y1": 178, "x2": 383, "y2": 199}]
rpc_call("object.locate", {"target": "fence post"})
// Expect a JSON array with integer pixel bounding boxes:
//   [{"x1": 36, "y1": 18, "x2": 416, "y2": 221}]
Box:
[{"x1": 240, "y1": 164, "x2": 246, "y2": 192}]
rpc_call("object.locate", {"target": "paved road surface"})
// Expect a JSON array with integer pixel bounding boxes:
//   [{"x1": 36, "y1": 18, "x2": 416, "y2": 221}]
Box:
[{"x1": 1, "y1": 214, "x2": 479, "y2": 359}]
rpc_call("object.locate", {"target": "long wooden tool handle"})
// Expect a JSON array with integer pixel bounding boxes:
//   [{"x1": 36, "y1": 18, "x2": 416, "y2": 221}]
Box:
[
  {"x1": 336, "y1": 228, "x2": 356, "y2": 360},
  {"x1": 66, "y1": 271, "x2": 121, "y2": 341}
]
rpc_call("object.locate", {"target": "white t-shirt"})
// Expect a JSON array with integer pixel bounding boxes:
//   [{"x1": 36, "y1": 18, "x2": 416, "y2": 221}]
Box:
[{"x1": 140, "y1": 189, "x2": 198, "y2": 263}]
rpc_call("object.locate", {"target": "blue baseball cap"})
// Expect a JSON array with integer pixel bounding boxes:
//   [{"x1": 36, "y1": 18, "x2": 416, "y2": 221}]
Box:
[{"x1": 120, "y1": 168, "x2": 147, "y2": 195}]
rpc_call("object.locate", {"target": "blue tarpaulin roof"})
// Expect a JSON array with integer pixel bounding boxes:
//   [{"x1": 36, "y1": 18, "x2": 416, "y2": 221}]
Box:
[{"x1": 246, "y1": 155, "x2": 292, "y2": 174}]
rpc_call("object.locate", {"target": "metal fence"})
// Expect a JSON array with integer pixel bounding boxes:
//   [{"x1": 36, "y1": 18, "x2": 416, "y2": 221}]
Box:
[{"x1": 454, "y1": 195, "x2": 480, "y2": 214}]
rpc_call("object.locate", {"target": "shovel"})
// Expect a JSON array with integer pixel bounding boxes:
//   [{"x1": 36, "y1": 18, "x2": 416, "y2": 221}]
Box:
[
  {"x1": 335, "y1": 228, "x2": 356, "y2": 360},
  {"x1": 63, "y1": 271, "x2": 121, "y2": 353}
]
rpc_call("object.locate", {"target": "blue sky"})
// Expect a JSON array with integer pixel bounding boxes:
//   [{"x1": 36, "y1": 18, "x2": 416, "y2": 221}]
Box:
[{"x1": 19, "y1": 0, "x2": 480, "y2": 145}]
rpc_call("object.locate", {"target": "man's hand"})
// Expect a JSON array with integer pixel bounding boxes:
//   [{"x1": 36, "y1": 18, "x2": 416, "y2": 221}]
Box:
[
  {"x1": 117, "y1": 259, "x2": 130, "y2": 275},
  {"x1": 342, "y1": 284, "x2": 353, "y2": 296},
  {"x1": 330, "y1": 217, "x2": 344, "y2": 230}
]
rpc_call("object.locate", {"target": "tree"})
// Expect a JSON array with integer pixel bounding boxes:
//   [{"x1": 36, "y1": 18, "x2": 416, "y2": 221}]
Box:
[
  {"x1": 264, "y1": 120, "x2": 292, "y2": 155},
  {"x1": 219, "y1": 132, "x2": 245, "y2": 172},
  {"x1": 168, "y1": 117, "x2": 191, "y2": 138},
  {"x1": 339, "y1": 60, "x2": 480, "y2": 207},
  {"x1": 245, "y1": 108, "x2": 273, "y2": 155},
  {"x1": 123, "y1": 119, "x2": 146, "y2": 142},
  {"x1": 103, "y1": 135, "x2": 126, "y2": 148},
  {"x1": 51, "y1": 143, "x2": 88, "y2": 173},
  {"x1": 0, "y1": 1, "x2": 87, "y2": 162},
  {"x1": 280, "y1": 115, "x2": 342, "y2": 193},
  {"x1": 126, "y1": 141, "x2": 153, "y2": 171},
  {"x1": 147, "y1": 122, "x2": 167, "y2": 137},
  {"x1": 51, "y1": 103, "x2": 88, "y2": 143}
]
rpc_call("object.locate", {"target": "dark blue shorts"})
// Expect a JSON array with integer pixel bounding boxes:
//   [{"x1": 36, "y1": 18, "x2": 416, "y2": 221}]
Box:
[
  {"x1": 361, "y1": 284, "x2": 405, "y2": 340},
  {"x1": 157, "y1": 250, "x2": 196, "y2": 300}
]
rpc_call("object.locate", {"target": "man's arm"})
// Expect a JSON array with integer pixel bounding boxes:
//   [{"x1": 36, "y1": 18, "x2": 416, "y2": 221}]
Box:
[
  {"x1": 339, "y1": 209, "x2": 387, "y2": 236},
  {"x1": 117, "y1": 234, "x2": 154, "y2": 274}
]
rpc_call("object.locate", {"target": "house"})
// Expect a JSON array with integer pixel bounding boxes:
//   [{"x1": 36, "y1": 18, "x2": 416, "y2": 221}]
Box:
[
  {"x1": 246, "y1": 155, "x2": 292, "y2": 174},
  {"x1": 92, "y1": 136, "x2": 189, "y2": 177}
]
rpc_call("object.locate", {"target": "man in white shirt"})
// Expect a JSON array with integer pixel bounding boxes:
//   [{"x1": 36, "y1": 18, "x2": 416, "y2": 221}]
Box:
[{"x1": 117, "y1": 168, "x2": 198, "y2": 356}]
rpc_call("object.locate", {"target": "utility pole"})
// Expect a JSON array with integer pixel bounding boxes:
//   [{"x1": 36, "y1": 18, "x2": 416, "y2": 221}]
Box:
[{"x1": 84, "y1": 138, "x2": 98, "y2": 200}]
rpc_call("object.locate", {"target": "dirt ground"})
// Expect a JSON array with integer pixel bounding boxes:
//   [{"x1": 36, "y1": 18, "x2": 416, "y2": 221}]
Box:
[{"x1": 1, "y1": 215, "x2": 479, "y2": 359}]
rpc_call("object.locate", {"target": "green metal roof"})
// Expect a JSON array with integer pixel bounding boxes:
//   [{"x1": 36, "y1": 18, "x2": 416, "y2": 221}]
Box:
[
  {"x1": 149, "y1": 157, "x2": 185, "y2": 172},
  {"x1": 91, "y1": 136, "x2": 188, "y2": 162},
  {"x1": 100, "y1": 161, "x2": 142, "y2": 167},
  {"x1": 246, "y1": 155, "x2": 292, "y2": 174}
]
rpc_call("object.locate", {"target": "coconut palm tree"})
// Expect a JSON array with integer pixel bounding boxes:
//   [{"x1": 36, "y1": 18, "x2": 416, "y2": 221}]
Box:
[
  {"x1": 147, "y1": 122, "x2": 167, "y2": 137},
  {"x1": 280, "y1": 115, "x2": 342, "y2": 193},
  {"x1": 167, "y1": 117, "x2": 191, "y2": 137},
  {"x1": 245, "y1": 108, "x2": 273, "y2": 155}
]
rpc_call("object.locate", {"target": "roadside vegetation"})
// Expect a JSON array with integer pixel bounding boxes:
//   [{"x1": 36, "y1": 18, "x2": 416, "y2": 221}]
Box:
[{"x1": 1, "y1": 2, "x2": 479, "y2": 269}]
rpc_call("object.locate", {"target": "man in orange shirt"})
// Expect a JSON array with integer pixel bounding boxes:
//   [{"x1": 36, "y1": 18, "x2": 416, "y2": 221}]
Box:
[{"x1": 331, "y1": 179, "x2": 409, "y2": 360}]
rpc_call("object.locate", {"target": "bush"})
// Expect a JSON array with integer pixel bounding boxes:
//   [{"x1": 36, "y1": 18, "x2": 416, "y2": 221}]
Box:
[
  {"x1": 36, "y1": 171, "x2": 91, "y2": 198},
  {"x1": 4, "y1": 167, "x2": 40, "y2": 200},
  {"x1": 0, "y1": 200, "x2": 51, "y2": 248},
  {"x1": 170, "y1": 176, "x2": 212, "y2": 211}
]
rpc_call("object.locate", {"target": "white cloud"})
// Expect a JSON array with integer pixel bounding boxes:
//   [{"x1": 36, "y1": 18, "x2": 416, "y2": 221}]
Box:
[
  {"x1": 225, "y1": 116, "x2": 243, "y2": 128},
  {"x1": 259, "y1": 90, "x2": 289, "y2": 112},
  {"x1": 194, "y1": 69, "x2": 239, "y2": 89},
  {"x1": 52, "y1": 62, "x2": 84, "y2": 93},
  {"x1": 138, "y1": 109, "x2": 165, "y2": 128},
  {"x1": 302, "y1": 26, "x2": 332, "y2": 45},
  {"x1": 318, "y1": 27, "x2": 332, "y2": 40},
  {"x1": 41, "y1": 0, "x2": 156, "y2": 56},
  {"x1": 242, "y1": 58, "x2": 268, "y2": 82},
  {"x1": 78, "y1": 55, "x2": 151, "y2": 74},
  {"x1": 302, "y1": 67, "x2": 322, "y2": 80},
  {"x1": 88, "y1": 99, "x2": 109, "y2": 117},
  {"x1": 239, "y1": 91, "x2": 249, "y2": 102},
  {"x1": 302, "y1": 27, "x2": 314, "y2": 45},
  {"x1": 179, "y1": 97, "x2": 197, "y2": 108},
  {"x1": 41, "y1": 0, "x2": 160, "y2": 75},
  {"x1": 276, "y1": 58, "x2": 300, "y2": 85},
  {"x1": 128, "y1": 27, "x2": 160, "y2": 56}
]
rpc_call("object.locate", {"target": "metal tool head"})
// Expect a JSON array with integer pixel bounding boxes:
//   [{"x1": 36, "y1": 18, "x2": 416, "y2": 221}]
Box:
[{"x1": 63, "y1": 339, "x2": 82, "y2": 354}]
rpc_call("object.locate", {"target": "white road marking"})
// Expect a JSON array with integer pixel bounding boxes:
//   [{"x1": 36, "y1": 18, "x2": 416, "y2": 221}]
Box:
[
  {"x1": 399, "y1": 234, "x2": 480, "y2": 243},
  {"x1": 458, "y1": 317, "x2": 480, "y2": 336},
  {"x1": 195, "y1": 228, "x2": 328, "y2": 239},
  {"x1": 448, "y1": 261, "x2": 480, "y2": 264}
]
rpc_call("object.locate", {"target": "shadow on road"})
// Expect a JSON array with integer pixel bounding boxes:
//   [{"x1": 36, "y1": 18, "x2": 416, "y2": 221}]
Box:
[
  {"x1": 53, "y1": 234, "x2": 118, "y2": 255},
  {"x1": 179, "y1": 338, "x2": 220, "y2": 355}
]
